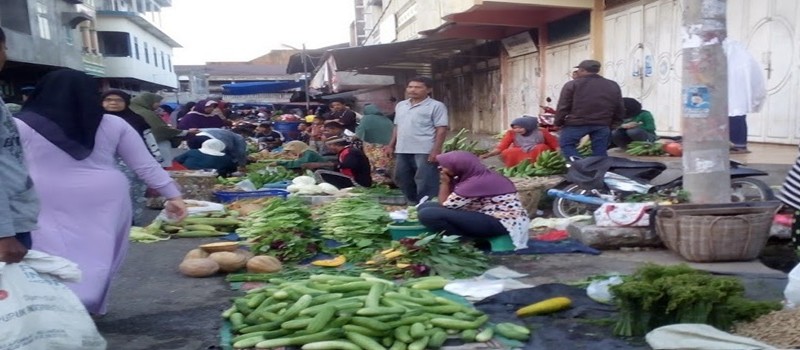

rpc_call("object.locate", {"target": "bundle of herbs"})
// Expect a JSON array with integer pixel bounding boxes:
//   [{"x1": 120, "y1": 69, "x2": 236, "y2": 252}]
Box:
[
  {"x1": 314, "y1": 197, "x2": 392, "y2": 262},
  {"x1": 236, "y1": 198, "x2": 320, "y2": 262},
  {"x1": 365, "y1": 234, "x2": 489, "y2": 279},
  {"x1": 610, "y1": 264, "x2": 781, "y2": 337}
]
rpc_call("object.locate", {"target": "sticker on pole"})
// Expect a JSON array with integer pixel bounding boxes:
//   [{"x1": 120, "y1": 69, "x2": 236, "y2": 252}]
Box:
[{"x1": 683, "y1": 86, "x2": 711, "y2": 117}]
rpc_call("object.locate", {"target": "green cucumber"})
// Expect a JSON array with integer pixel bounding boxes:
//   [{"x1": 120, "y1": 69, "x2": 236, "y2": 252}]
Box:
[{"x1": 345, "y1": 331, "x2": 388, "y2": 350}]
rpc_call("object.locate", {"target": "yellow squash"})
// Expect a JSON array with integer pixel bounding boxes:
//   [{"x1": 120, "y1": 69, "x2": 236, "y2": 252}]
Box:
[
  {"x1": 311, "y1": 255, "x2": 347, "y2": 267},
  {"x1": 516, "y1": 297, "x2": 572, "y2": 317}
]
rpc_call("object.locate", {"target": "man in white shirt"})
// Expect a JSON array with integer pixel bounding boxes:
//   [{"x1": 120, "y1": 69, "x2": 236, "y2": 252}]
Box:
[
  {"x1": 385, "y1": 77, "x2": 449, "y2": 203},
  {"x1": 725, "y1": 39, "x2": 767, "y2": 154}
]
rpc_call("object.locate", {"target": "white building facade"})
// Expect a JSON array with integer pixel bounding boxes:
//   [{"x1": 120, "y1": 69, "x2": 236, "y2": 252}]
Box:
[{"x1": 94, "y1": 0, "x2": 178, "y2": 91}]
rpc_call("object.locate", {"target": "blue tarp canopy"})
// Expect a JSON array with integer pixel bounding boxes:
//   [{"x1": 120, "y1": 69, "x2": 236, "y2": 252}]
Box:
[{"x1": 222, "y1": 81, "x2": 304, "y2": 95}]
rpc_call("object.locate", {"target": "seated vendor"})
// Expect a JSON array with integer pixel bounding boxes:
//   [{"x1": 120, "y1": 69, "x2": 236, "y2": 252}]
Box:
[
  {"x1": 255, "y1": 122, "x2": 285, "y2": 151},
  {"x1": 276, "y1": 141, "x2": 325, "y2": 170},
  {"x1": 418, "y1": 151, "x2": 529, "y2": 250},
  {"x1": 480, "y1": 116, "x2": 559, "y2": 167},
  {"x1": 175, "y1": 138, "x2": 236, "y2": 176},
  {"x1": 302, "y1": 137, "x2": 372, "y2": 189},
  {"x1": 611, "y1": 98, "x2": 657, "y2": 149}
]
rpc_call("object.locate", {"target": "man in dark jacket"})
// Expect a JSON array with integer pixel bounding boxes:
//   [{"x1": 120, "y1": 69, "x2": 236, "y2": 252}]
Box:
[{"x1": 555, "y1": 60, "x2": 625, "y2": 158}]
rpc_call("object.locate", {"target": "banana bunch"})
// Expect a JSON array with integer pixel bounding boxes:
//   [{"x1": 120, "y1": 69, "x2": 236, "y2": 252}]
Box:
[
  {"x1": 578, "y1": 141, "x2": 593, "y2": 157},
  {"x1": 531, "y1": 150, "x2": 568, "y2": 175},
  {"x1": 497, "y1": 151, "x2": 567, "y2": 177},
  {"x1": 626, "y1": 141, "x2": 665, "y2": 156},
  {"x1": 443, "y1": 128, "x2": 481, "y2": 153}
]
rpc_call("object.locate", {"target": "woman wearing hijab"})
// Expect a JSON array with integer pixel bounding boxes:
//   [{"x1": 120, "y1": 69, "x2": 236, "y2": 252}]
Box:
[
  {"x1": 177, "y1": 99, "x2": 226, "y2": 130},
  {"x1": 355, "y1": 104, "x2": 395, "y2": 185},
  {"x1": 611, "y1": 98, "x2": 657, "y2": 149},
  {"x1": 276, "y1": 140, "x2": 325, "y2": 170},
  {"x1": 174, "y1": 138, "x2": 236, "y2": 177},
  {"x1": 102, "y1": 90, "x2": 163, "y2": 225},
  {"x1": 130, "y1": 92, "x2": 193, "y2": 167},
  {"x1": 418, "y1": 151, "x2": 529, "y2": 250},
  {"x1": 14, "y1": 69, "x2": 188, "y2": 315},
  {"x1": 175, "y1": 101, "x2": 196, "y2": 125},
  {"x1": 480, "y1": 116, "x2": 559, "y2": 167}
]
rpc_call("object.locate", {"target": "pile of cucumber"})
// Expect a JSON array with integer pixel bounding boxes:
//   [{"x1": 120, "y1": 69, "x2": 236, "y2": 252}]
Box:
[{"x1": 225, "y1": 274, "x2": 531, "y2": 349}]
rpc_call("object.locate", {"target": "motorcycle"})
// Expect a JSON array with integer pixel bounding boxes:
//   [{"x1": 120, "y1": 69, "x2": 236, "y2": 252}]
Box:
[
  {"x1": 539, "y1": 97, "x2": 559, "y2": 133},
  {"x1": 549, "y1": 156, "x2": 775, "y2": 218}
]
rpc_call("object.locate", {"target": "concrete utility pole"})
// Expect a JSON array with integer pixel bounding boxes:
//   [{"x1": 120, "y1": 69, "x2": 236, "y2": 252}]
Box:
[{"x1": 681, "y1": 0, "x2": 731, "y2": 204}]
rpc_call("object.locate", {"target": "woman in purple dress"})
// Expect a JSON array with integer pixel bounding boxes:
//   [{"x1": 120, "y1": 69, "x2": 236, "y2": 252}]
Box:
[
  {"x1": 14, "y1": 69, "x2": 188, "y2": 315},
  {"x1": 177, "y1": 99, "x2": 227, "y2": 130}
]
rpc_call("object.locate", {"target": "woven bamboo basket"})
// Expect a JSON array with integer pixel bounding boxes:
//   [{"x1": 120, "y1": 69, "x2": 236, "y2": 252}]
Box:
[
  {"x1": 655, "y1": 201, "x2": 781, "y2": 262},
  {"x1": 510, "y1": 176, "x2": 563, "y2": 217}
]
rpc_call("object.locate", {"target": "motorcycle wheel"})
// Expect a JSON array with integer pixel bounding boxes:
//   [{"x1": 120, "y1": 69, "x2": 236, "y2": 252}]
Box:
[
  {"x1": 552, "y1": 184, "x2": 604, "y2": 218},
  {"x1": 730, "y1": 178, "x2": 775, "y2": 202}
]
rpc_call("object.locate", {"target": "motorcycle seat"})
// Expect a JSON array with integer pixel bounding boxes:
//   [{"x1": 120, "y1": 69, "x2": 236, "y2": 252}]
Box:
[{"x1": 607, "y1": 156, "x2": 667, "y2": 170}]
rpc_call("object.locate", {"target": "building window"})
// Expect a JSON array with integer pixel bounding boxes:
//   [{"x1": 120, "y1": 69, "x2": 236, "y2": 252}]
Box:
[
  {"x1": 160, "y1": 52, "x2": 166, "y2": 70},
  {"x1": 133, "y1": 37, "x2": 140, "y2": 59},
  {"x1": 64, "y1": 25, "x2": 74, "y2": 45},
  {"x1": 1, "y1": 0, "x2": 32, "y2": 34},
  {"x1": 36, "y1": 2, "x2": 51, "y2": 40},
  {"x1": 98, "y1": 31, "x2": 132, "y2": 57},
  {"x1": 153, "y1": 49, "x2": 158, "y2": 67},
  {"x1": 144, "y1": 42, "x2": 149, "y2": 63},
  {"x1": 168, "y1": 55, "x2": 172, "y2": 72}
]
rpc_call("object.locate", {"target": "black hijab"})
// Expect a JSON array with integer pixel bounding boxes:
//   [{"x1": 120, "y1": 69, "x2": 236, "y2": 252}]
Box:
[
  {"x1": 17, "y1": 69, "x2": 105, "y2": 160},
  {"x1": 623, "y1": 98, "x2": 643, "y2": 119},
  {"x1": 102, "y1": 90, "x2": 150, "y2": 137}
]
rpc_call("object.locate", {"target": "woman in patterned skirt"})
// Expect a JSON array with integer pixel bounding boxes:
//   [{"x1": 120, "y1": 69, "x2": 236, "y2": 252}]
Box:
[
  {"x1": 417, "y1": 151, "x2": 530, "y2": 250},
  {"x1": 779, "y1": 146, "x2": 800, "y2": 249}
]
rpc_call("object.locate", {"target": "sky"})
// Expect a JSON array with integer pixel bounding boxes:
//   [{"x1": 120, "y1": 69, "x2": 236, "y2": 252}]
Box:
[{"x1": 161, "y1": 0, "x2": 355, "y2": 65}]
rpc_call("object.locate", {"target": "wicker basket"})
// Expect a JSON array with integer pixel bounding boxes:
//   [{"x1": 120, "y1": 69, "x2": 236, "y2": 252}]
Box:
[
  {"x1": 510, "y1": 176, "x2": 563, "y2": 217},
  {"x1": 655, "y1": 201, "x2": 781, "y2": 262}
]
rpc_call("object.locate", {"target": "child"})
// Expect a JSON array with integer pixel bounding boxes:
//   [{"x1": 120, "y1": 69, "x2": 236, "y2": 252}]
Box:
[
  {"x1": 297, "y1": 122, "x2": 311, "y2": 144},
  {"x1": 309, "y1": 116, "x2": 325, "y2": 153}
]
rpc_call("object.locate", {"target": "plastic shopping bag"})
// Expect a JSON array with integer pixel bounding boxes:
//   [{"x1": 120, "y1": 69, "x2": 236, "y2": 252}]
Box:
[
  {"x1": 0, "y1": 251, "x2": 107, "y2": 350},
  {"x1": 784, "y1": 263, "x2": 800, "y2": 308}
]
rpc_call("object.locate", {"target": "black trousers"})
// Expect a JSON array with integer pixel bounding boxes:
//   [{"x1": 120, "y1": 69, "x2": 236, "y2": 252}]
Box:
[
  {"x1": 417, "y1": 202, "x2": 508, "y2": 238},
  {"x1": 15, "y1": 232, "x2": 32, "y2": 249}
]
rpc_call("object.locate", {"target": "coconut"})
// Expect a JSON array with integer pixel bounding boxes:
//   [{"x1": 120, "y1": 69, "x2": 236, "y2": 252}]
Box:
[
  {"x1": 178, "y1": 258, "x2": 219, "y2": 277},
  {"x1": 208, "y1": 251, "x2": 247, "y2": 272},
  {"x1": 246, "y1": 255, "x2": 282, "y2": 273},
  {"x1": 183, "y1": 248, "x2": 210, "y2": 261}
]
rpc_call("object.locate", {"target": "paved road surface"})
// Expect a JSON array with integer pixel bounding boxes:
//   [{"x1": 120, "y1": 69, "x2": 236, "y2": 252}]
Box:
[{"x1": 95, "y1": 237, "x2": 235, "y2": 350}]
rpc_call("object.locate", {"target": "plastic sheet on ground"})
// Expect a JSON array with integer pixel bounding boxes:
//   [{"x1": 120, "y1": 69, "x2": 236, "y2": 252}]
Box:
[
  {"x1": 444, "y1": 266, "x2": 533, "y2": 301},
  {"x1": 474, "y1": 283, "x2": 649, "y2": 350},
  {"x1": 646, "y1": 324, "x2": 776, "y2": 350}
]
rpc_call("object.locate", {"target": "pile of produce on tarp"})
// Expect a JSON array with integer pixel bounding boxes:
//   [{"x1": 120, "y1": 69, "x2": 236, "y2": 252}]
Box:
[
  {"x1": 223, "y1": 274, "x2": 530, "y2": 349},
  {"x1": 497, "y1": 150, "x2": 567, "y2": 178},
  {"x1": 364, "y1": 234, "x2": 488, "y2": 279},
  {"x1": 130, "y1": 212, "x2": 241, "y2": 242},
  {"x1": 236, "y1": 197, "x2": 319, "y2": 262},
  {"x1": 610, "y1": 264, "x2": 781, "y2": 337},
  {"x1": 314, "y1": 197, "x2": 393, "y2": 262}
]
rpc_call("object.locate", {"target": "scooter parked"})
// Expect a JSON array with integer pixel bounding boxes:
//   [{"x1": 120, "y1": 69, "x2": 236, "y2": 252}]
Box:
[{"x1": 548, "y1": 156, "x2": 775, "y2": 218}]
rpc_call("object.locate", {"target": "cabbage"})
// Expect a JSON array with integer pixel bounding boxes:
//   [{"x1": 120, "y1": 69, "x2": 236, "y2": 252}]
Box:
[
  {"x1": 318, "y1": 183, "x2": 340, "y2": 195},
  {"x1": 292, "y1": 176, "x2": 316, "y2": 186}
]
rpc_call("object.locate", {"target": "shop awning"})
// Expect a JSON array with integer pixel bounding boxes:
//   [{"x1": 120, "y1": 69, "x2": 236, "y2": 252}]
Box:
[
  {"x1": 221, "y1": 81, "x2": 304, "y2": 95},
  {"x1": 320, "y1": 37, "x2": 482, "y2": 76},
  {"x1": 421, "y1": 1, "x2": 591, "y2": 40}
]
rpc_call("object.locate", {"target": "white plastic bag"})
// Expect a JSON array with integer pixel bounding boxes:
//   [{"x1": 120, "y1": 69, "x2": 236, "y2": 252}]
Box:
[
  {"x1": 0, "y1": 252, "x2": 107, "y2": 350},
  {"x1": 784, "y1": 263, "x2": 800, "y2": 308},
  {"x1": 587, "y1": 275, "x2": 624, "y2": 304}
]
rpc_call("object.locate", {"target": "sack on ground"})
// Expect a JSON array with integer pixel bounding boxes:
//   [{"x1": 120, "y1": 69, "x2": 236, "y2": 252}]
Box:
[
  {"x1": 594, "y1": 202, "x2": 654, "y2": 227},
  {"x1": 0, "y1": 251, "x2": 106, "y2": 350}
]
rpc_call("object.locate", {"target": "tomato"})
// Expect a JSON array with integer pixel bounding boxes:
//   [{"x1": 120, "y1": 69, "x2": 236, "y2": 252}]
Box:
[{"x1": 663, "y1": 142, "x2": 683, "y2": 157}]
